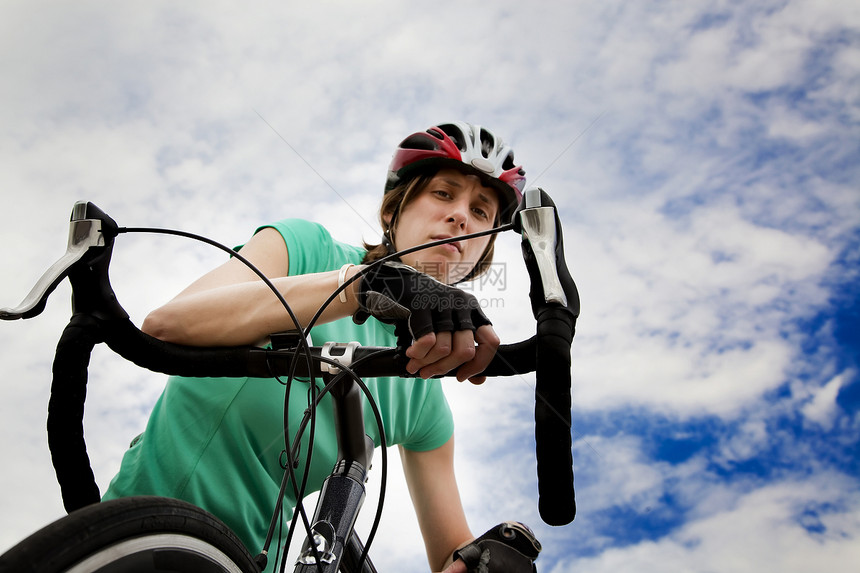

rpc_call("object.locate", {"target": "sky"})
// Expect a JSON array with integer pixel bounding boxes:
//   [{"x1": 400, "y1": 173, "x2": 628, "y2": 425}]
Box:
[{"x1": 1, "y1": 0, "x2": 858, "y2": 571}]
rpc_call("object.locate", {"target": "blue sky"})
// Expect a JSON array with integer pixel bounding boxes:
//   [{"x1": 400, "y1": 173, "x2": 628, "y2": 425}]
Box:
[{"x1": 1, "y1": 1, "x2": 858, "y2": 571}]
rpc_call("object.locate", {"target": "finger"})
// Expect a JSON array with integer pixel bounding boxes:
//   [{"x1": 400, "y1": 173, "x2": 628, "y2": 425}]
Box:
[
  {"x1": 467, "y1": 375, "x2": 487, "y2": 385},
  {"x1": 418, "y1": 329, "x2": 475, "y2": 379},
  {"x1": 409, "y1": 331, "x2": 454, "y2": 376},
  {"x1": 405, "y1": 331, "x2": 436, "y2": 373},
  {"x1": 456, "y1": 324, "x2": 500, "y2": 382}
]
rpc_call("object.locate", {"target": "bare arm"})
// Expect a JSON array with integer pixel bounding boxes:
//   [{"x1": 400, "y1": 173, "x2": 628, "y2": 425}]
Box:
[
  {"x1": 141, "y1": 227, "x2": 362, "y2": 346},
  {"x1": 400, "y1": 438, "x2": 474, "y2": 572},
  {"x1": 143, "y1": 226, "x2": 499, "y2": 383}
]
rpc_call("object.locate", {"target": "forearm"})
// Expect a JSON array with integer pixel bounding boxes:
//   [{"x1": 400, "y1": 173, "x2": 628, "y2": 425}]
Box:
[
  {"x1": 400, "y1": 441, "x2": 473, "y2": 572},
  {"x1": 142, "y1": 266, "x2": 362, "y2": 346}
]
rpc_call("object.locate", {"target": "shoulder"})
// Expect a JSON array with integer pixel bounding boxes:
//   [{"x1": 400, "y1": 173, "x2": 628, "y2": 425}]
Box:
[
  {"x1": 255, "y1": 219, "x2": 365, "y2": 275},
  {"x1": 259, "y1": 218, "x2": 331, "y2": 245}
]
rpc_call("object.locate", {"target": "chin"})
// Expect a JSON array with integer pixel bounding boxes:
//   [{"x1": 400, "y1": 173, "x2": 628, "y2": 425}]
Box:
[{"x1": 411, "y1": 255, "x2": 473, "y2": 283}]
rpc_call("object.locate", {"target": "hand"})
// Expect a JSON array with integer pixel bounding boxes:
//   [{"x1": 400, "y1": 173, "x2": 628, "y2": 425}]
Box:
[
  {"x1": 406, "y1": 323, "x2": 499, "y2": 383},
  {"x1": 354, "y1": 262, "x2": 498, "y2": 381},
  {"x1": 354, "y1": 261, "x2": 492, "y2": 336},
  {"x1": 451, "y1": 521, "x2": 541, "y2": 573}
]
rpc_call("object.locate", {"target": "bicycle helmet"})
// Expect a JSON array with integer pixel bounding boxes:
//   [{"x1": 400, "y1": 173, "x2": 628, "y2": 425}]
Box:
[{"x1": 385, "y1": 121, "x2": 526, "y2": 223}]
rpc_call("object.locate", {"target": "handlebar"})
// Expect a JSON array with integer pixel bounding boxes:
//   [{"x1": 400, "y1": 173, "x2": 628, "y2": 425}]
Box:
[{"x1": 2, "y1": 192, "x2": 580, "y2": 526}]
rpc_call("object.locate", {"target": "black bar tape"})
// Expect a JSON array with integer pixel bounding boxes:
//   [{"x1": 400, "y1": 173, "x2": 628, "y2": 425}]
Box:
[
  {"x1": 534, "y1": 308, "x2": 576, "y2": 526},
  {"x1": 103, "y1": 320, "x2": 265, "y2": 378},
  {"x1": 48, "y1": 315, "x2": 104, "y2": 512},
  {"x1": 104, "y1": 318, "x2": 538, "y2": 380}
]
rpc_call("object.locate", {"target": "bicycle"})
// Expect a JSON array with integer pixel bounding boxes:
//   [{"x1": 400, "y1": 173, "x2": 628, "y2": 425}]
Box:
[{"x1": 0, "y1": 187, "x2": 579, "y2": 572}]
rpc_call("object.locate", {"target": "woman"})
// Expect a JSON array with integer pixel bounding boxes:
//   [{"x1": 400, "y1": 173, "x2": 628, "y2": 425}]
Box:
[{"x1": 103, "y1": 122, "x2": 539, "y2": 572}]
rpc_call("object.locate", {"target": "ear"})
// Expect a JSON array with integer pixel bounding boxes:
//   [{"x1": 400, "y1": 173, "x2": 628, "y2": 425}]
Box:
[{"x1": 382, "y1": 209, "x2": 394, "y2": 227}]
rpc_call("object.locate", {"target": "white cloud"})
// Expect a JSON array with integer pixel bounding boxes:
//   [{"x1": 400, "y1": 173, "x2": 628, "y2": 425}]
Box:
[
  {"x1": 713, "y1": 418, "x2": 769, "y2": 466},
  {"x1": 574, "y1": 434, "x2": 668, "y2": 513},
  {"x1": 801, "y1": 373, "x2": 846, "y2": 431},
  {"x1": 568, "y1": 196, "x2": 833, "y2": 418},
  {"x1": 554, "y1": 472, "x2": 860, "y2": 573}
]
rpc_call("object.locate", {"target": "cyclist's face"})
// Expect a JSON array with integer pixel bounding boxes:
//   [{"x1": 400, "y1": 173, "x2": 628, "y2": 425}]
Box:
[{"x1": 389, "y1": 169, "x2": 499, "y2": 284}]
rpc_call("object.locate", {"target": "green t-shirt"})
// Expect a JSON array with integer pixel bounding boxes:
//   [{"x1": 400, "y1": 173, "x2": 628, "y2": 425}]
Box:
[{"x1": 103, "y1": 219, "x2": 454, "y2": 567}]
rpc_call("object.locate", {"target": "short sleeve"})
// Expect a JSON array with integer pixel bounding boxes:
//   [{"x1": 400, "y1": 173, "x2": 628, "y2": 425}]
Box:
[
  {"x1": 255, "y1": 219, "x2": 364, "y2": 276},
  {"x1": 400, "y1": 381, "x2": 455, "y2": 452}
]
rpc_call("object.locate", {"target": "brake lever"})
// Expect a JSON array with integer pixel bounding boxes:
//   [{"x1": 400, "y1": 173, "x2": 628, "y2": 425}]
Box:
[
  {"x1": 512, "y1": 187, "x2": 580, "y2": 318},
  {"x1": 0, "y1": 201, "x2": 120, "y2": 321}
]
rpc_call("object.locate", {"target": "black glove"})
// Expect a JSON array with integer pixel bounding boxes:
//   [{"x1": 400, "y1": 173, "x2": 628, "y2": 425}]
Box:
[
  {"x1": 453, "y1": 522, "x2": 542, "y2": 573},
  {"x1": 353, "y1": 261, "x2": 492, "y2": 341}
]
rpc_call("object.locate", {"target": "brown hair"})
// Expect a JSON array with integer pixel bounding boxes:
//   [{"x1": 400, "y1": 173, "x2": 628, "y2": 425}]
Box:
[{"x1": 362, "y1": 170, "x2": 498, "y2": 282}]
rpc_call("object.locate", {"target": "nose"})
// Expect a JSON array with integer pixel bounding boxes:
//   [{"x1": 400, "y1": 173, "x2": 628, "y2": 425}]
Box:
[{"x1": 446, "y1": 197, "x2": 469, "y2": 229}]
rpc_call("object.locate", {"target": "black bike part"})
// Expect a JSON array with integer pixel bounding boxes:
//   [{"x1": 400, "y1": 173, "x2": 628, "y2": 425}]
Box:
[
  {"x1": 294, "y1": 468, "x2": 368, "y2": 573},
  {"x1": 0, "y1": 496, "x2": 258, "y2": 573},
  {"x1": 516, "y1": 189, "x2": 580, "y2": 526},
  {"x1": 104, "y1": 317, "x2": 535, "y2": 380},
  {"x1": 48, "y1": 314, "x2": 105, "y2": 512},
  {"x1": 0, "y1": 202, "x2": 120, "y2": 321},
  {"x1": 340, "y1": 533, "x2": 378, "y2": 573},
  {"x1": 534, "y1": 307, "x2": 576, "y2": 526},
  {"x1": 66, "y1": 204, "x2": 125, "y2": 322},
  {"x1": 329, "y1": 373, "x2": 375, "y2": 472}
]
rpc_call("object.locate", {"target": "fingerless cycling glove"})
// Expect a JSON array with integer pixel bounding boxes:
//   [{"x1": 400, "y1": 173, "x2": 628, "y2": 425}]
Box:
[
  {"x1": 353, "y1": 261, "x2": 491, "y2": 340},
  {"x1": 453, "y1": 521, "x2": 542, "y2": 573}
]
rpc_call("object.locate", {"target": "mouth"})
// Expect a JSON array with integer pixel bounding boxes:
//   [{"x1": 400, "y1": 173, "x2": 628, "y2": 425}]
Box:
[{"x1": 432, "y1": 235, "x2": 462, "y2": 253}]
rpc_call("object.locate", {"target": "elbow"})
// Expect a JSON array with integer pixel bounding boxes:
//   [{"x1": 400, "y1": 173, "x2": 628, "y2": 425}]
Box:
[{"x1": 141, "y1": 307, "x2": 184, "y2": 343}]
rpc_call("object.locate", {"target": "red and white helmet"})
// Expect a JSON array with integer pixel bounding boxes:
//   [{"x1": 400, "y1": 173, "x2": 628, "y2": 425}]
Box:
[{"x1": 386, "y1": 121, "x2": 526, "y2": 223}]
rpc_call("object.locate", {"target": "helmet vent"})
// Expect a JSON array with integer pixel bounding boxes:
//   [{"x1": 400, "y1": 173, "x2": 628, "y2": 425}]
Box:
[
  {"x1": 480, "y1": 128, "x2": 495, "y2": 158},
  {"x1": 427, "y1": 128, "x2": 445, "y2": 140},
  {"x1": 403, "y1": 133, "x2": 440, "y2": 151},
  {"x1": 438, "y1": 123, "x2": 467, "y2": 152}
]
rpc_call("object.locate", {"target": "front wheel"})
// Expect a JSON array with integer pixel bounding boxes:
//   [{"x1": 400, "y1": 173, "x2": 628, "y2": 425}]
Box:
[{"x1": 0, "y1": 496, "x2": 259, "y2": 573}]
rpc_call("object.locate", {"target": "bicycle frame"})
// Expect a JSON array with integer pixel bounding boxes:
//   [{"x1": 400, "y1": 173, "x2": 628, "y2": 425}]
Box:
[{"x1": 0, "y1": 188, "x2": 580, "y2": 572}]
